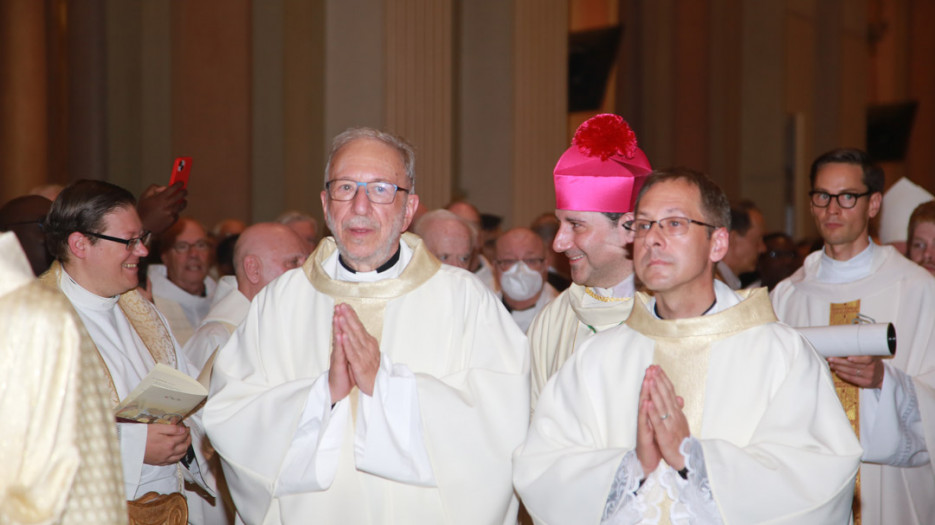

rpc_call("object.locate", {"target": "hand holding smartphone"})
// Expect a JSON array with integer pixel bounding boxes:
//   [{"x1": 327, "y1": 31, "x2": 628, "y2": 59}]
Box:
[{"x1": 169, "y1": 157, "x2": 192, "y2": 189}]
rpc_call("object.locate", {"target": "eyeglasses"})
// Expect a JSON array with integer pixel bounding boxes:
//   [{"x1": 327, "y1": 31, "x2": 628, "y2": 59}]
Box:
[
  {"x1": 808, "y1": 190, "x2": 872, "y2": 209},
  {"x1": 325, "y1": 179, "x2": 410, "y2": 204},
  {"x1": 83, "y1": 230, "x2": 152, "y2": 251},
  {"x1": 495, "y1": 257, "x2": 545, "y2": 271},
  {"x1": 171, "y1": 240, "x2": 211, "y2": 253},
  {"x1": 624, "y1": 217, "x2": 717, "y2": 238}
]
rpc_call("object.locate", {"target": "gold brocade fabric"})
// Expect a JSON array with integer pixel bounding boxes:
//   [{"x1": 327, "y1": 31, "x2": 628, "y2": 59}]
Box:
[
  {"x1": 39, "y1": 262, "x2": 178, "y2": 406},
  {"x1": 303, "y1": 233, "x2": 441, "y2": 415},
  {"x1": 625, "y1": 287, "x2": 778, "y2": 524},
  {"x1": 2, "y1": 233, "x2": 127, "y2": 524},
  {"x1": 829, "y1": 300, "x2": 861, "y2": 525}
]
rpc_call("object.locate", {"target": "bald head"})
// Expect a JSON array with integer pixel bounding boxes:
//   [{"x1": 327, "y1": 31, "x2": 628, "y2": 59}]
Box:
[
  {"x1": 233, "y1": 222, "x2": 310, "y2": 300},
  {"x1": 413, "y1": 209, "x2": 476, "y2": 269},
  {"x1": 446, "y1": 201, "x2": 481, "y2": 229},
  {"x1": 0, "y1": 195, "x2": 53, "y2": 275},
  {"x1": 495, "y1": 228, "x2": 546, "y2": 264}
]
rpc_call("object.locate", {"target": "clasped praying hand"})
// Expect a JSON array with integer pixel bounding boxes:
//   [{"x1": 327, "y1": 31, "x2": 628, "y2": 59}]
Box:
[
  {"x1": 636, "y1": 365, "x2": 691, "y2": 476},
  {"x1": 328, "y1": 303, "x2": 382, "y2": 402}
]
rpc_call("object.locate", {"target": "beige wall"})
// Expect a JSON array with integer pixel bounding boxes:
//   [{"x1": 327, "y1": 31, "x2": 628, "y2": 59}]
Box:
[{"x1": 2, "y1": 0, "x2": 933, "y2": 240}]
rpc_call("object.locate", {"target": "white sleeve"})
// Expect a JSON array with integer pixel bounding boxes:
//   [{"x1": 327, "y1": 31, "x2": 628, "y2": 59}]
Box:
[
  {"x1": 117, "y1": 421, "x2": 148, "y2": 499},
  {"x1": 182, "y1": 322, "x2": 231, "y2": 372},
  {"x1": 673, "y1": 437, "x2": 723, "y2": 524},
  {"x1": 354, "y1": 353, "x2": 436, "y2": 486},
  {"x1": 601, "y1": 438, "x2": 723, "y2": 525},
  {"x1": 275, "y1": 370, "x2": 349, "y2": 495},
  {"x1": 860, "y1": 362, "x2": 929, "y2": 466},
  {"x1": 601, "y1": 451, "x2": 646, "y2": 525}
]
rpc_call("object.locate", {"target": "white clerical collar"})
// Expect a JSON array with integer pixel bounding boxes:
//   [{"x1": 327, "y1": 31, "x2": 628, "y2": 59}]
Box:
[
  {"x1": 648, "y1": 279, "x2": 741, "y2": 319},
  {"x1": 587, "y1": 274, "x2": 635, "y2": 301},
  {"x1": 60, "y1": 266, "x2": 119, "y2": 311},
  {"x1": 324, "y1": 241, "x2": 413, "y2": 283},
  {"x1": 817, "y1": 239, "x2": 875, "y2": 283}
]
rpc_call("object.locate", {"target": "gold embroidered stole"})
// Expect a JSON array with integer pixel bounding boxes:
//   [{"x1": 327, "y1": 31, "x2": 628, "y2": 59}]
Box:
[
  {"x1": 40, "y1": 262, "x2": 178, "y2": 407},
  {"x1": 626, "y1": 287, "x2": 778, "y2": 523},
  {"x1": 829, "y1": 300, "x2": 862, "y2": 524},
  {"x1": 303, "y1": 233, "x2": 440, "y2": 417}
]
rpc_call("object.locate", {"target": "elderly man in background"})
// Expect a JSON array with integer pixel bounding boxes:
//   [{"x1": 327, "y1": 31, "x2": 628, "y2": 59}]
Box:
[
  {"x1": 772, "y1": 148, "x2": 935, "y2": 525},
  {"x1": 148, "y1": 217, "x2": 217, "y2": 345},
  {"x1": 40, "y1": 180, "x2": 211, "y2": 519},
  {"x1": 277, "y1": 210, "x2": 321, "y2": 251},
  {"x1": 411, "y1": 208, "x2": 477, "y2": 270},
  {"x1": 446, "y1": 199, "x2": 497, "y2": 290},
  {"x1": 515, "y1": 168, "x2": 861, "y2": 524},
  {"x1": 185, "y1": 222, "x2": 309, "y2": 372},
  {"x1": 493, "y1": 227, "x2": 557, "y2": 332},
  {"x1": 527, "y1": 113, "x2": 652, "y2": 409},
  {"x1": 204, "y1": 127, "x2": 528, "y2": 524}
]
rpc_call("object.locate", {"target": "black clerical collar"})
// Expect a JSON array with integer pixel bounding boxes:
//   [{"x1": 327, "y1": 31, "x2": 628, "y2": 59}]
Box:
[
  {"x1": 502, "y1": 296, "x2": 536, "y2": 313},
  {"x1": 338, "y1": 246, "x2": 401, "y2": 274},
  {"x1": 654, "y1": 297, "x2": 717, "y2": 320}
]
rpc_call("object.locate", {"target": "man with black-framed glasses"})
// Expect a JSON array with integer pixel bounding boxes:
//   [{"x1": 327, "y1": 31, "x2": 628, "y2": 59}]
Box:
[
  {"x1": 772, "y1": 148, "x2": 935, "y2": 525},
  {"x1": 204, "y1": 127, "x2": 528, "y2": 525},
  {"x1": 39, "y1": 179, "x2": 213, "y2": 521}
]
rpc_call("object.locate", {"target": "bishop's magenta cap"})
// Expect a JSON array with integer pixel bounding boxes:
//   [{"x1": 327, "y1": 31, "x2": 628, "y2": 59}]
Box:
[{"x1": 553, "y1": 114, "x2": 652, "y2": 213}]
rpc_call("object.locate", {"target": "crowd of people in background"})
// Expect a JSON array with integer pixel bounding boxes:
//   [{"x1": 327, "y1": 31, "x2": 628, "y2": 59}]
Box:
[{"x1": 1, "y1": 114, "x2": 933, "y2": 524}]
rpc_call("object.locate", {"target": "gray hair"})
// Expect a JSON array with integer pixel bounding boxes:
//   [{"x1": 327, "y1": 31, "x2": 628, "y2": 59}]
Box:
[{"x1": 324, "y1": 127, "x2": 416, "y2": 192}]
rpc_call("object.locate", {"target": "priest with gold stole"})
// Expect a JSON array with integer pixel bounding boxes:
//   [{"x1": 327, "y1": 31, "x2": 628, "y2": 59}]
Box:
[
  {"x1": 204, "y1": 128, "x2": 529, "y2": 524},
  {"x1": 514, "y1": 169, "x2": 861, "y2": 524},
  {"x1": 771, "y1": 148, "x2": 935, "y2": 525},
  {"x1": 528, "y1": 114, "x2": 653, "y2": 411}
]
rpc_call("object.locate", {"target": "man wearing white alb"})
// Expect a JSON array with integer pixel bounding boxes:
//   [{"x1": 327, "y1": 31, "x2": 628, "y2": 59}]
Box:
[
  {"x1": 40, "y1": 180, "x2": 211, "y2": 519},
  {"x1": 514, "y1": 169, "x2": 861, "y2": 524},
  {"x1": 771, "y1": 148, "x2": 935, "y2": 525},
  {"x1": 204, "y1": 127, "x2": 529, "y2": 524}
]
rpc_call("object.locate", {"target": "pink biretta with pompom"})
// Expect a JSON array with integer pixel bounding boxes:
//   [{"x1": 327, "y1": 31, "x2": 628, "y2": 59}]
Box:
[{"x1": 553, "y1": 114, "x2": 652, "y2": 213}]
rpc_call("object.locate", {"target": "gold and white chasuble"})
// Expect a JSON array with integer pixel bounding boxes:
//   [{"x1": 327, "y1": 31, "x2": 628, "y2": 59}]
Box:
[
  {"x1": 514, "y1": 285, "x2": 861, "y2": 524},
  {"x1": 205, "y1": 234, "x2": 529, "y2": 524},
  {"x1": 529, "y1": 278, "x2": 635, "y2": 410},
  {"x1": 0, "y1": 233, "x2": 126, "y2": 524},
  {"x1": 772, "y1": 245, "x2": 935, "y2": 525}
]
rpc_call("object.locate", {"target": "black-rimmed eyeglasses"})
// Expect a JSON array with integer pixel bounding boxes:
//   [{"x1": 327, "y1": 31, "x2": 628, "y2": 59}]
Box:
[
  {"x1": 808, "y1": 190, "x2": 872, "y2": 209},
  {"x1": 83, "y1": 230, "x2": 152, "y2": 251}
]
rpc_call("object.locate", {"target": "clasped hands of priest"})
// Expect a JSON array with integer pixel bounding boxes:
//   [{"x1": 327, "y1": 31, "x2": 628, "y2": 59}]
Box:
[
  {"x1": 328, "y1": 303, "x2": 382, "y2": 402},
  {"x1": 636, "y1": 365, "x2": 690, "y2": 476}
]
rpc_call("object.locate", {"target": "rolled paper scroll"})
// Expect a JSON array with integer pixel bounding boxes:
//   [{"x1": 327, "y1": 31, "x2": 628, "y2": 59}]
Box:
[{"x1": 797, "y1": 323, "x2": 896, "y2": 358}]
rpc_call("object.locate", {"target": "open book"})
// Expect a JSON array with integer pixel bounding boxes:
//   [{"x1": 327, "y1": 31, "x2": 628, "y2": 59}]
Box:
[{"x1": 115, "y1": 363, "x2": 208, "y2": 424}]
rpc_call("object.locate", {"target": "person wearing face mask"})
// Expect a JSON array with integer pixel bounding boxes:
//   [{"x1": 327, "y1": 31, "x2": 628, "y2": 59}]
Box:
[{"x1": 494, "y1": 228, "x2": 557, "y2": 332}]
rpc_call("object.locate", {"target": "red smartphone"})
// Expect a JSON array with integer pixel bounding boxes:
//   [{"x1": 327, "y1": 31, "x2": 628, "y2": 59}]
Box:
[{"x1": 169, "y1": 157, "x2": 192, "y2": 189}]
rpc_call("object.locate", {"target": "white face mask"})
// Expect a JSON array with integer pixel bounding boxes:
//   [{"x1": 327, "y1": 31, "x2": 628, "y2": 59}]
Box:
[{"x1": 500, "y1": 262, "x2": 543, "y2": 301}]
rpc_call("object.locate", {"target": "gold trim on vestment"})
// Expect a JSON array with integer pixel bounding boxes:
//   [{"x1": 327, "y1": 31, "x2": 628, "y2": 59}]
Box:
[
  {"x1": 829, "y1": 300, "x2": 862, "y2": 525},
  {"x1": 40, "y1": 261, "x2": 178, "y2": 407}
]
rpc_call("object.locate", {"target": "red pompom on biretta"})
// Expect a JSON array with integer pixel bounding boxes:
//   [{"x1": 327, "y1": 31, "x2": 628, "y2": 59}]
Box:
[
  {"x1": 552, "y1": 113, "x2": 652, "y2": 213},
  {"x1": 572, "y1": 113, "x2": 638, "y2": 160}
]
